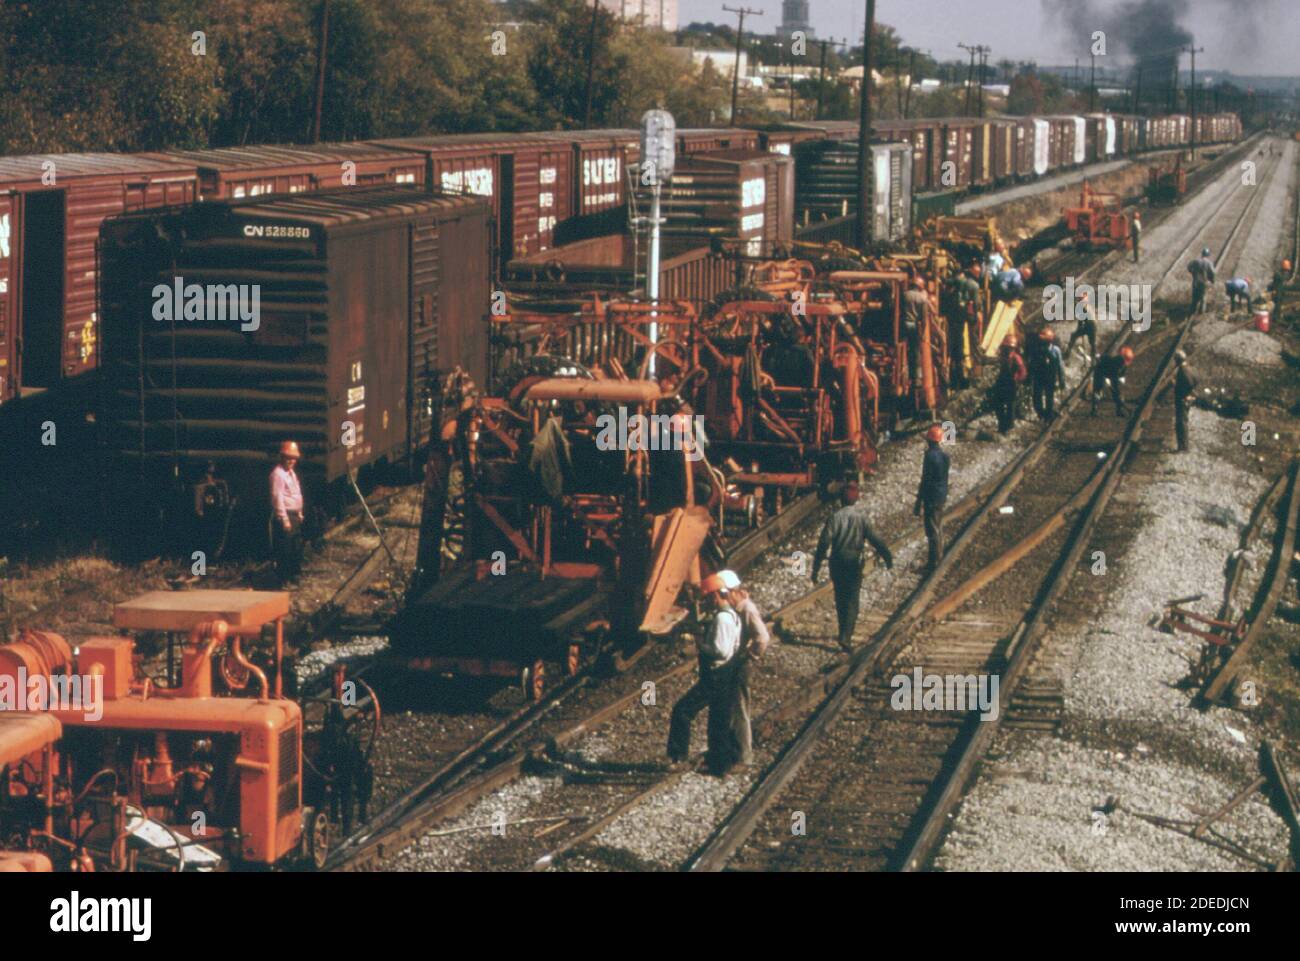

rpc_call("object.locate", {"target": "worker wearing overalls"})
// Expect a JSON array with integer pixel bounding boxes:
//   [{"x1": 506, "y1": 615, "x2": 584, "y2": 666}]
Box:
[{"x1": 667, "y1": 573, "x2": 744, "y2": 775}]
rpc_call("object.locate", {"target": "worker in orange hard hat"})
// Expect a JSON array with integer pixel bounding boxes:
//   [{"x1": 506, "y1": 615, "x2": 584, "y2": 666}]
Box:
[
  {"x1": 667, "y1": 572, "x2": 744, "y2": 775},
  {"x1": 1091, "y1": 347, "x2": 1134, "y2": 416},
  {"x1": 913, "y1": 425, "x2": 951, "y2": 572},
  {"x1": 994, "y1": 334, "x2": 1027, "y2": 434},
  {"x1": 270, "y1": 440, "x2": 306, "y2": 586},
  {"x1": 1030, "y1": 326, "x2": 1067, "y2": 422}
]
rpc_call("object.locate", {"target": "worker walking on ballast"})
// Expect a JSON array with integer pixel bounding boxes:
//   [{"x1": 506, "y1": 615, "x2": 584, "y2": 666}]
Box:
[
  {"x1": 1091, "y1": 346, "x2": 1134, "y2": 416},
  {"x1": 1165, "y1": 349, "x2": 1198, "y2": 452},
  {"x1": 716, "y1": 570, "x2": 768, "y2": 768},
  {"x1": 1030, "y1": 327, "x2": 1066, "y2": 421},
  {"x1": 1188, "y1": 247, "x2": 1216, "y2": 315},
  {"x1": 913, "y1": 425, "x2": 950, "y2": 573},
  {"x1": 668, "y1": 573, "x2": 744, "y2": 775},
  {"x1": 812, "y1": 482, "x2": 894, "y2": 653},
  {"x1": 1065, "y1": 289, "x2": 1097, "y2": 363}
]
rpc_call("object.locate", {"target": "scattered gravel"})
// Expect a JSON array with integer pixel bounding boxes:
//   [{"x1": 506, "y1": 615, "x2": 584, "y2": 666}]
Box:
[
  {"x1": 937, "y1": 138, "x2": 1299, "y2": 873},
  {"x1": 296, "y1": 635, "x2": 390, "y2": 684}
]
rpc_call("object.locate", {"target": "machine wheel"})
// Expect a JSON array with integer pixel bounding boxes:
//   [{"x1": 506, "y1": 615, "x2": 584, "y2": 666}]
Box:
[
  {"x1": 521, "y1": 660, "x2": 546, "y2": 702},
  {"x1": 566, "y1": 642, "x2": 582, "y2": 677},
  {"x1": 306, "y1": 809, "x2": 330, "y2": 870}
]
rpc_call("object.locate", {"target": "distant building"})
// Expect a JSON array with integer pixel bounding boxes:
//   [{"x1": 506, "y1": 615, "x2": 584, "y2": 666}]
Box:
[
  {"x1": 673, "y1": 47, "x2": 749, "y2": 81},
  {"x1": 778, "y1": 0, "x2": 813, "y2": 40},
  {"x1": 596, "y1": 0, "x2": 677, "y2": 31}
]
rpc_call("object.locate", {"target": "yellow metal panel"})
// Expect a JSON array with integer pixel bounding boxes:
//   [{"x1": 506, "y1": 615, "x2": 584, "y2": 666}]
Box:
[{"x1": 980, "y1": 299, "x2": 1023, "y2": 358}]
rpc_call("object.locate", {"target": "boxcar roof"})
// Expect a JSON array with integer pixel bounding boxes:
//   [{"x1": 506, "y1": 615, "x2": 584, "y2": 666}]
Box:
[
  {"x1": 145, "y1": 142, "x2": 423, "y2": 170},
  {"x1": 177, "y1": 185, "x2": 488, "y2": 229},
  {"x1": 370, "y1": 131, "x2": 572, "y2": 152},
  {"x1": 0, "y1": 152, "x2": 196, "y2": 185}
]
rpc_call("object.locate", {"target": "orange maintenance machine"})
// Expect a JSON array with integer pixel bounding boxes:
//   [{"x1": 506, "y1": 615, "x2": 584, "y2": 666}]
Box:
[
  {"x1": 0, "y1": 590, "x2": 312, "y2": 871},
  {"x1": 0, "y1": 712, "x2": 62, "y2": 872}
]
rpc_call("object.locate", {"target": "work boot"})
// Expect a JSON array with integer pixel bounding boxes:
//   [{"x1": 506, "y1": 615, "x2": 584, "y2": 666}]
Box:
[{"x1": 838, "y1": 637, "x2": 854, "y2": 654}]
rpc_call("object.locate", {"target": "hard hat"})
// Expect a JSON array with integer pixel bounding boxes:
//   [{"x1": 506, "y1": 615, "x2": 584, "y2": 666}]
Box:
[
  {"x1": 1119, "y1": 346, "x2": 1135, "y2": 364},
  {"x1": 1202, "y1": 247, "x2": 1211, "y2": 257},
  {"x1": 1284, "y1": 259, "x2": 1293, "y2": 271},
  {"x1": 1039, "y1": 326, "x2": 1056, "y2": 342},
  {"x1": 970, "y1": 263, "x2": 983, "y2": 276},
  {"x1": 1002, "y1": 334, "x2": 1020, "y2": 349},
  {"x1": 280, "y1": 441, "x2": 301, "y2": 459},
  {"x1": 925, "y1": 424, "x2": 945, "y2": 443},
  {"x1": 700, "y1": 573, "x2": 727, "y2": 596},
  {"x1": 1019, "y1": 265, "x2": 1032, "y2": 280},
  {"x1": 1174, "y1": 349, "x2": 1187, "y2": 364},
  {"x1": 717, "y1": 570, "x2": 742, "y2": 591}
]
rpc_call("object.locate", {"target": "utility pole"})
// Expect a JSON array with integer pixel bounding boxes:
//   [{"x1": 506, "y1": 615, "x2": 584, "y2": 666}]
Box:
[
  {"x1": 814, "y1": 38, "x2": 842, "y2": 120},
  {"x1": 904, "y1": 47, "x2": 917, "y2": 118},
  {"x1": 977, "y1": 45, "x2": 989, "y2": 117},
  {"x1": 1074, "y1": 57, "x2": 1080, "y2": 93},
  {"x1": 311, "y1": 0, "x2": 329, "y2": 141},
  {"x1": 724, "y1": 5, "x2": 762, "y2": 126},
  {"x1": 1185, "y1": 43, "x2": 1203, "y2": 157},
  {"x1": 584, "y1": 0, "x2": 599, "y2": 127},
  {"x1": 855, "y1": 0, "x2": 876, "y2": 251},
  {"x1": 895, "y1": 48, "x2": 906, "y2": 115},
  {"x1": 788, "y1": 41, "x2": 796, "y2": 119},
  {"x1": 1132, "y1": 64, "x2": 1143, "y2": 115},
  {"x1": 1088, "y1": 51, "x2": 1097, "y2": 111},
  {"x1": 958, "y1": 42, "x2": 977, "y2": 116}
]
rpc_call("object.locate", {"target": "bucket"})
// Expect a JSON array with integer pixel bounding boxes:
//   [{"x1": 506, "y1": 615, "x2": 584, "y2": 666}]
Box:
[{"x1": 1253, "y1": 308, "x2": 1270, "y2": 333}]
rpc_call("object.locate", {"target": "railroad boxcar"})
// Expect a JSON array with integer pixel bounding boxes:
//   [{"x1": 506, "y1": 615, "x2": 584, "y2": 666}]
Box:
[
  {"x1": 98, "y1": 186, "x2": 492, "y2": 532},
  {"x1": 791, "y1": 140, "x2": 913, "y2": 242},
  {"x1": 140, "y1": 143, "x2": 425, "y2": 201},
  {"x1": 1083, "y1": 114, "x2": 1119, "y2": 163},
  {"x1": 369, "y1": 132, "x2": 578, "y2": 262},
  {"x1": 989, "y1": 118, "x2": 1017, "y2": 184},
  {"x1": 757, "y1": 123, "x2": 829, "y2": 156},
  {"x1": 876, "y1": 119, "x2": 942, "y2": 192},
  {"x1": 940, "y1": 120, "x2": 975, "y2": 189},
  {"x1": 565, "y1": 128, "x2": 639, "y2": 222},
  {"x1": 644, "y1": 149, "x2": 794, "y2": 258},
  {"x1": 0, "y1": 154, "x2": 198, "y2": 404},
  {"x1": 676, "y1": 128, "x2": 761, "y2": 155}
]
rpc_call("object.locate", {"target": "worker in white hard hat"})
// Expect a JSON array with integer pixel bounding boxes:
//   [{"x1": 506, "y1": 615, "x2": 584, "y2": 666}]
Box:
[
  {"x1": 667, "y1": 571, "x2": 744, "y2": 775},
  {"x1": 717, "y1": 569, "x2": 768, "y2": 767},
  {"x1": 270, "y1": 440, "x2": 305, "y2": 586}
]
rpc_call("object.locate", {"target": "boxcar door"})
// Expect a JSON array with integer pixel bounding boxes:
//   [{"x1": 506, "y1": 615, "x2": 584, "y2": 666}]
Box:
[{"x1": 18, "y1": 190, "x2": 65, "y2": 390}]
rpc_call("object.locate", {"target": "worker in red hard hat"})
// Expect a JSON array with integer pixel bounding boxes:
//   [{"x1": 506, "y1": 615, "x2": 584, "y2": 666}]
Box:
[
  {"x1": 1091, "y1": 346, "x2": 1134, "y2": 416},
  {"x1": 270, "y1": 440, "x2": 305, "y2": 586},
  {"x1": 913, "y1": 425, "x2": 951, "y2": 572},
  {"x1": 812, "y1": 482, "x2": 894, "y2": 652},
  {"x1": 1030, "y1": 326, "x2": 1067, "y2": 422},
  {"x1": 994, "y1": 334, "x2": 1028, "y2": 434},
  {"x1": 668, "y1": 571, "x2": 744, "y2": 775}
]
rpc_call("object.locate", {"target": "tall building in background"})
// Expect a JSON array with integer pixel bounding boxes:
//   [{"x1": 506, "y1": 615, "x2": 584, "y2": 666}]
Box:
[
  {"x1": 779, "y1": 0, "x2": 813, "y2": 40},
  {"x1": 596, "y1": 0, "x2": 678, "y2": 32}
]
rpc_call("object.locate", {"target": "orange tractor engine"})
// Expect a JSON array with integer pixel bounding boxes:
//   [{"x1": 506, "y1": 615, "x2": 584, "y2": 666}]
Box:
[
  {"x1": 0, "y1": 591, "x2": 308, "y2": 871},
  {"x1": 1063, "y1": 181, "x2": 1131, "y2": 249},
  {"x1": 0, "y1": 708, "x2": 63, "y2": 873}
]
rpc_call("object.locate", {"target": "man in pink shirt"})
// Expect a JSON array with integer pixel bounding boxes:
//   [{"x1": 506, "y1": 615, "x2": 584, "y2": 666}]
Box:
[{"x1": 270, "y1": 440, "x2": 305, "y2": 585}]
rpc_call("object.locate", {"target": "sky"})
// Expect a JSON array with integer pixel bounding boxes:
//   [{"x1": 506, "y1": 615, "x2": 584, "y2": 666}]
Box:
[{"x1": 677, "y1": 0, "x2": 1299, "y2": 77}]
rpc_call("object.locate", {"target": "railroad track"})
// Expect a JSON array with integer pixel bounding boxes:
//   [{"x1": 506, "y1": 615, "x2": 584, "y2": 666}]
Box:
[
  {"x1": 680, "y1": 146, "x2": 1283, "y2": 873},
  {"x1": 319, "y1": 141, "x2": 1281, "y2": 873}
]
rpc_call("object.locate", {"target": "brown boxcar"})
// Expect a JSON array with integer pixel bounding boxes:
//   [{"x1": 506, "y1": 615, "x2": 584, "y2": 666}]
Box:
[
  {"x1": 0, "y1": 153, "x2": 197, "y2": 403},
  {"x1": 675, "y1": 128, "x2": 760, "y2": 155},
  {"x1": 566, "y1": 129, "x2": 639, "y2": 218},
  {"x1": 757, "y1": 124, "x2": 829, "y2": 156},
  {"x1": 369, "y1": 133, "x2": 576, "y2": 261},
  {"x1": 989, "y1": 118, "x2": 1016, "y2": 183},
  {"x1": 939, "y1": 121, "x2": 974, "y2": 189},
  {"x1": 646, "y1": 150, "x2": 793, "y2": 257},
  {"x1": 141, "y1": 143, "x2": 425, "y2": 201},
  {"x1": 98, "y1": 186, "x2": 491, "y2": 519}
]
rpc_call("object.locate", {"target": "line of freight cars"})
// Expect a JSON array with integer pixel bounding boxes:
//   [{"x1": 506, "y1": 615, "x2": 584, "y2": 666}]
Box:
[{"x1": 0, "y1": 114, "x2": 1238, "y2": 408}]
